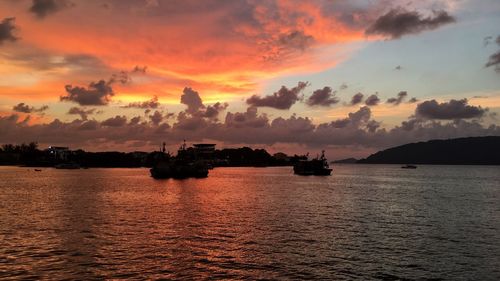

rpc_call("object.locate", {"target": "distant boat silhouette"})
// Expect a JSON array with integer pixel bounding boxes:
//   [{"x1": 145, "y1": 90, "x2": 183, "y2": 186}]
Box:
[
  {"x1": 34, "y1": 169, "x2": 42, "y2": 172},
  {"x1": 401, "y1": 164, "x2": 417, "y2": 169},
  {"x1": 293, "y1": 151, "x2": 332, "y2": 176},
  {"x1": 150, "y1": 141, "x2": 209, "y2": 179}
]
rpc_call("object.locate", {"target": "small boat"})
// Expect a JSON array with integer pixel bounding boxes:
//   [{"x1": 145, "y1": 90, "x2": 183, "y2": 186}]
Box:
[
  {"x1": 401, "y1": 164, "x2": 417, "y2": 169},
  {"x1": 293, "y1": 151, "x2": 332, "y2": 176},
  {"x1": 34, "y1": 169, "x2": 42, "y2": 172}
]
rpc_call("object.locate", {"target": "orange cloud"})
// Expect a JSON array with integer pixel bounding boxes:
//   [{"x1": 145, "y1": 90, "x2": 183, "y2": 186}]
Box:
[{"x1": 0, "y1": 1, "x2": 370, "y2": 105}]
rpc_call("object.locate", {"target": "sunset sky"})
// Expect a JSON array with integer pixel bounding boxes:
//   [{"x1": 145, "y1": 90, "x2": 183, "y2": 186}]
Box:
[{"x1": 1, "y1": 0, "x2": 499, "y2": 159}]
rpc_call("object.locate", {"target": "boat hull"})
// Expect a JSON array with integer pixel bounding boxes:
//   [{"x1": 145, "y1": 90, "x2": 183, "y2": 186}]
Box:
[
  {"x1": 293, "y1": 153, "x2": 333, "y2": 176},
  {"x1": 293, "y1": 168, "x2": 332, "y2": 176},
  {"x1": 150, "y1": 163, "x2": 209, "y2": 179}
]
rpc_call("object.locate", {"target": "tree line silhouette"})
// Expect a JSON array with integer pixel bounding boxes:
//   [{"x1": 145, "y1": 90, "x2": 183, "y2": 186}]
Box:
[{"x1": 0, "y1": 142, "x2": 307, "y2": 168}]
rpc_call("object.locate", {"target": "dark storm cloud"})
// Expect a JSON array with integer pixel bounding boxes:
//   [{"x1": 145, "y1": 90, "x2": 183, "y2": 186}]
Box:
[
  {"x1": 180, "y1": 87, "x2": 204, "y2": 114},
  {"x1": 129, "y1": 116, "x2": 141, "y2": 125},
  {"x1": 270, "y1": 115, "x2": 315, "y2": 136},
  {"x1": 132, "y1": 65, "x2": 147, "y2": 74},
  {"x1": 278, "y1": 30, "x2": 314, "y2": 51},
  {"x1": 109, "y1": 71, "x2": 130, "y2": 85},
  {"x1": 178, "y1": 87, "x2": 227, "y2": 120},
  {"x1": 173, "y1": 113, "x2": 204, "y2": 132},
  {"x1": 306, "y1": 86, "x2": 339, "y2": 107},
  {"x1": 0, "y1": 18, "x2": 18, "y2": 44},
  {"x1": 12, "y1": 103, "x2": 48, "y2": 113},
  {"x1": 247, "y1": 82, "x2": 308, "y2": 110},
  {"x1": 387, "y1": 91, "x2": 408, "y2": 105},
  {"x1": 60, "y1": 72, "x2": 130, "y2": 106},
  {"x1": 366, "y1": 8, "x2": 455, "y2": 39},
  {"x1": 122, "y1": 96, "x2": 160, "y2": 109},
  {"x1": 1, "y1": 102, "x2": 499, "y2": 151},
  {"x1": 485, "y1": 35, "x2": 500, "y2": 72},
  {"x1": 67, "y1": 107, "x2": 97, "y2": 120},
  {"x1": 416, "y1": 99, "x2": 487, "y2": 120},
  {"x1": 365, "y1": 94, "x2": 380, "y2": 106},
  {"x1": 174, "y1": 111, "x2": 208, "y2": 131},
  {"x1": 204, "y1": 102, "x2": 228, "y2": 119},
  {"x1": 63, "y1": 54, "x2": 106, "y2": 70},
  {"x1": 61, "y1": 80, "x2": 114, "y2": 106},
  {"x1": 77, "y1": 120, "x2": 98, "y2": 131},
  {"x1": 101, "y1": 115, "x2": 127, "y2": 127},
  {"x1": 12, "y1": 103, "x2": 32, "y2": 113},
  {"x1": 33, "y1": 105, "x2": 49, "y2": 113},
  {"x1": 1, "y1": 49, "x2": 109, "y2": 76},
  {"x1": 173, "y1": 87, "x2": 229, "y2": 131},
  {"x1": 29, "y1": 0, "x2": 74, "y2": 18},
  {"x1": 350, "y1": 92, "x2": 364, "y2": 106},
  {"x1": 483, "y1": 36, "x2": 493, "y2": 47},
  {"x1": 366, "y1": 120, "x2": 381, "y2": 133},
  {"x1": 317, "y1": 107, "x2": 373, "y2": 133},
  {"x1": 408, "y1": 97, "x2": 419, "y2": 103},
  {"x1": 148, "y1": 110, "x2": 164, "y2": 125},
  {"x1": 225, "y1": 106, "x2": 269, "y2": 128}
]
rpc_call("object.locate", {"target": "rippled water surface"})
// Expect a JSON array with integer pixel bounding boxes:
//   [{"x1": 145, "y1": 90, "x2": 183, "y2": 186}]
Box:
[{"x1": 1, "y1": 165, "x2": 499, "y2": 280}]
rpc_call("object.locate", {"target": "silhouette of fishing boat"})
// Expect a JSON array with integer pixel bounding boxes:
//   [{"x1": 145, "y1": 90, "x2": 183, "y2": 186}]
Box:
[
  {"x1": 401, "y1": 164, "x2": 417, "y2": 169},
  {"x1": 150, "y1": 141, "x2": 209, "y2": 179},
  {"x1": 293, "y1": 151, "x2": 332, "y2": 176}
]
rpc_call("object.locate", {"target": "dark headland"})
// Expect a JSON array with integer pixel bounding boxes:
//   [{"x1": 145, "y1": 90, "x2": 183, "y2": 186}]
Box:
[
  {"x1": 357, "y1": 136, "x2": 500, "y2": 165},
  {"x1": 331, "y1": 157, "x2": 358, "y2": 164}
]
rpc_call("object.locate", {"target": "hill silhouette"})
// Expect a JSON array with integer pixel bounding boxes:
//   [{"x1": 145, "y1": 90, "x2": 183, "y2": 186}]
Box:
[
  {"x1": 358, "y1": 136, "x2": 500, "y2": 165},
  {"x1": 332, "y1": 158, "x2": 358, "y2": 164}
]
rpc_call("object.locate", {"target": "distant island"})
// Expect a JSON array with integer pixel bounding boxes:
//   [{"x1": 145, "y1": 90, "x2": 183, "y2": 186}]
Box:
[
  {"x1": 331, "y1": 157, "x2": 358, "y2": 164},
  {"x1": 357, "y1": 136, "x2": 500, "y2": 165}
]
